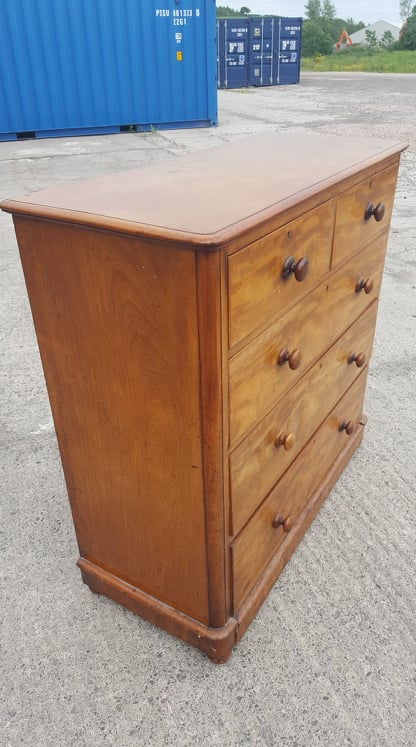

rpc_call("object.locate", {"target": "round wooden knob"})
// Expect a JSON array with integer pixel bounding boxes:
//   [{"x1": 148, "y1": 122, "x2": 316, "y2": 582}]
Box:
[
  {"x1": 281, "y1": 256, "x2": 309, "y2": 282},
  {"x1": 365, "y1": 202, "x2": 385, "y2": 222},
  {"x1": 339, "y1": 420, "x2": 355, "y2": 435},
  {"x1": 355, "y1": 276, "x2": 374, "y2": 294},
  {"x1": 278, "y1": 347, "x2": 302, "y2": 370},
  {"x1": 348, "y1": 351, "x2": 366, "y2": 368},
  {"x1": 274, "y1": 431, "x2": 295, "y2": 451},
  {"x1": 272, "y1": 514, "x2": 293, "y2": 532}
]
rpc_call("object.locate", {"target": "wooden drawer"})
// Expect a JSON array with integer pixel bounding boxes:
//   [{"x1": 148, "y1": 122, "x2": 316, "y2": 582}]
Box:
[
  {"x1": 229, "y1": 301, "x2": 378, "y2": 536},
  {"x1": 333, "y1": 161, "x2": 399, "y2": 267},
  {"x1": 229, "y1": 234, "x2": 387, "y2": 445},
  {"x1": 231, "y1": 370, "x2": 368, "y2": 610},
  {"x1": 228, "y1": 201, "x2": 335, "y2": 348}
]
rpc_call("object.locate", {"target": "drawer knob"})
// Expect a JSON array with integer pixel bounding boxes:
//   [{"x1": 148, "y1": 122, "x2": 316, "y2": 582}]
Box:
[
  {"x1": 272, "y1": 514, "x2": 293, "y2": 533},
  {"x1": 278, "y1": 347, "x2": 302, "y2": 370},
  {"x1": 348, "y1": 351, "x2": 366, "y2": 368},
  {"x1": 282, "y1": 256, "x2": 309, "y2": 282},
  {"x1": 339, "y1": 420, "x2": 355, "y2": 435},
  {"x1": 355, "y1": 276, "x2": 374, "y2": 294},
  {"x1": 365, "y1": 202, "x2": 385, "y2": 222},
  {"x1": 274, "y1": 431, "x2": 295, "y2": 451}
]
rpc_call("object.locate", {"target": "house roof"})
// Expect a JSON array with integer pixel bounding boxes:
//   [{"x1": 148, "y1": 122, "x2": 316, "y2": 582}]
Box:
[{"x1": 349, "y1": 20, "x2": 401, "y2": 44}]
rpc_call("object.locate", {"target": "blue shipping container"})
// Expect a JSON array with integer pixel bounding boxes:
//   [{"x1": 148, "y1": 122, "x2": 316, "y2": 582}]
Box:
[
  {"x1": 0, "y1": 0, "x2": 217, "y2": 141},
  {"x1": 218, "y1": 17, "x2": 302, "y2": 89}
]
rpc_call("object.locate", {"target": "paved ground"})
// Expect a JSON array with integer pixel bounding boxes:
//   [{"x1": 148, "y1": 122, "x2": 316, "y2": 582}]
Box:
[{"x1": 1, "y1": 73, "x2": 415, "y2": 746}]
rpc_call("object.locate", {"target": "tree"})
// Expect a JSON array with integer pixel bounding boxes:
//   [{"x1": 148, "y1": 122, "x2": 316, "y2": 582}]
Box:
[
  {"x1": 379, "y1": 30, "x2": 395, "y2": 49},
  {"x1": 304, "y1": 0, "x2": 321, "y2": 21},
  {"x1": 216, "y1": 6, "x2": 241, "y2": 16},
  {"x1": 319, "y1": 1, "x2": 337, "y2": 39},
  {"x1": 344, "y1": 17, "x2": 366, "y2": 33},
  {"x1": 398, "y1": 4, "x2": 416, "y2": 48},
  {"x1": 301, "y1": 19, "x2": 333, "y2": 55},
  {"x1": 321, "y1": 16, "x2": 345, "y2": 41},
  {"x1": 365, "y1": 29, "x2": 379, "y2": 47},
  {"x1": 400, "y1": 1, "x2": 413, "y2": 21},
  {"x1": 216, "y1": 5, "x2": 251, "y2": 16},
  {"x1": 321, "y1": 0, "x2": 336, "y2": 20}
]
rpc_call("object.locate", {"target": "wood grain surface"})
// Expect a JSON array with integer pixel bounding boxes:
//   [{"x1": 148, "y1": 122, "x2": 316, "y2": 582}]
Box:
[
  {"x1": 14, "y1": 216, "x2": 210, "y2": 624},
  {"x1": 1, "y1": 134, "x2": 406, "y2": 246},
  {"x1": 230, "y1": 302, "x2": 378, "y2": 536},
  {"x1": 232, "y1": 372, "x2": 369, "y2": 610},
  {"x1": 3, "y1": 132, "x2": 405, "y2": 661},
  {"x1": 229, "y1": 233, "x2": 388, "y2": 446}
]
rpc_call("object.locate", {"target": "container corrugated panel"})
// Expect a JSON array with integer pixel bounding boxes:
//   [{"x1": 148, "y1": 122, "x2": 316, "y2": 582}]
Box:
[
  {"x1": 217, "y1": 16, "x2": 302, "y2": 89},
  {"x1": 0, "y1": 0, "x2": 217, "y2": 140}
]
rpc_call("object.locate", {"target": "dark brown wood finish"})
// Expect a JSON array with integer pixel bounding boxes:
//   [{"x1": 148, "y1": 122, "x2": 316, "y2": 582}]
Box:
[{"x1": 1, "y1": 133, "x2": 407, "y2": 662}]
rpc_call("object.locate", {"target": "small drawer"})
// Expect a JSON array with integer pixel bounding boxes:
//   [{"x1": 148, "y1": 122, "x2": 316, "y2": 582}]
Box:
[
  {"x1": 327, "y1": 231, "x2": 387, "y2": 322},
  {"x1": 229, "y1": 301, "x2": 378, "y2": 536},
  {"x1": 231, "y1": 371, "x2": 368, "y2": 611},
  {"x1": 333, "y1": 162, "x2": 399, "y2": 267},
  {"x1": 228, "y1": 201, "x2": 335, "y2": 348}
]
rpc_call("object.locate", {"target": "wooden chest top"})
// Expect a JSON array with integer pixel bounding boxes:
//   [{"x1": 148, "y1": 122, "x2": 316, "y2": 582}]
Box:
[{"x1": 0, "y1": 133, "x2": 407, "y2": 247}]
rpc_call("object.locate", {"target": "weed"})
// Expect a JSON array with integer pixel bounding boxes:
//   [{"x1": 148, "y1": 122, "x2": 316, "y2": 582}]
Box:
[{"x1": 301, "y1": 49, "x2": 416, "y2": 73}]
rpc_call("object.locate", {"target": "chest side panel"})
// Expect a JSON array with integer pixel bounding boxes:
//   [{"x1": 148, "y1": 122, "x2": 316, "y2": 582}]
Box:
[{"x1": 15, "y1": 217, "x2": 210, "y2": 625}]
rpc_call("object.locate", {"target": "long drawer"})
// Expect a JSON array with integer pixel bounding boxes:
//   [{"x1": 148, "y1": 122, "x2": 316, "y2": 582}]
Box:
[
  {"x1": 231, "y1": 371, "x2": 368, "y2": 611},
  {"x1": 229, "y1": 302, "x2": 378, "y2": 536},
  {"x1": 333, "y1": 161, "x2": 399, "y2": 267},
  {"x1": 228, "y1": 201, "x2": 335, "y2": 349},
  {"x1": 229, "y1": 234, "x2": 387, "y2": 446}
]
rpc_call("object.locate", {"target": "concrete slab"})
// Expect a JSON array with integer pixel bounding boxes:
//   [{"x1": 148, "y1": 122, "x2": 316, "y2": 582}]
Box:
[{"x1": 1, "y1": 73, "x2": 415, "y2": 747}]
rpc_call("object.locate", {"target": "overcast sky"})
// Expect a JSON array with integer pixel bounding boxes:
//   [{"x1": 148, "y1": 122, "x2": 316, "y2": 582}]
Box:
[{"x1": 223, "y1": 2, "x2": 403, "y2": 27}]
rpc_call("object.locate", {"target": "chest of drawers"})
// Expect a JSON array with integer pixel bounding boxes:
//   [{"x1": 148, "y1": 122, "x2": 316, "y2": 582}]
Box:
[{"x1": 2, "y1": 133, "x2": 406, "y2": 662}]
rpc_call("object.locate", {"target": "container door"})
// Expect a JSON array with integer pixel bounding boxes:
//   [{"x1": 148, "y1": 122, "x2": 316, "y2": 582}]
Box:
[
  {"x1": 276, "y1": 18, "x2": 302, "y2": 85},
  {"x1": 249, "y1": 17, "x2": 276, "y2": 86},
  {"x1": 218, "y1": 19, "x2": 249, "y2": 89}
]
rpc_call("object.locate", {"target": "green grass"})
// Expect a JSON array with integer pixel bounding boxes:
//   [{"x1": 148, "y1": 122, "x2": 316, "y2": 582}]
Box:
[{"x1": 301, "y1": 49, "x2": 416, "y2": 73}]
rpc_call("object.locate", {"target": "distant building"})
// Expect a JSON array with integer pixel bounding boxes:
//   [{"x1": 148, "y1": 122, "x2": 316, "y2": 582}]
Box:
[{"x1": 349, "y1": 20, "x2": 400, "y2": 44}]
